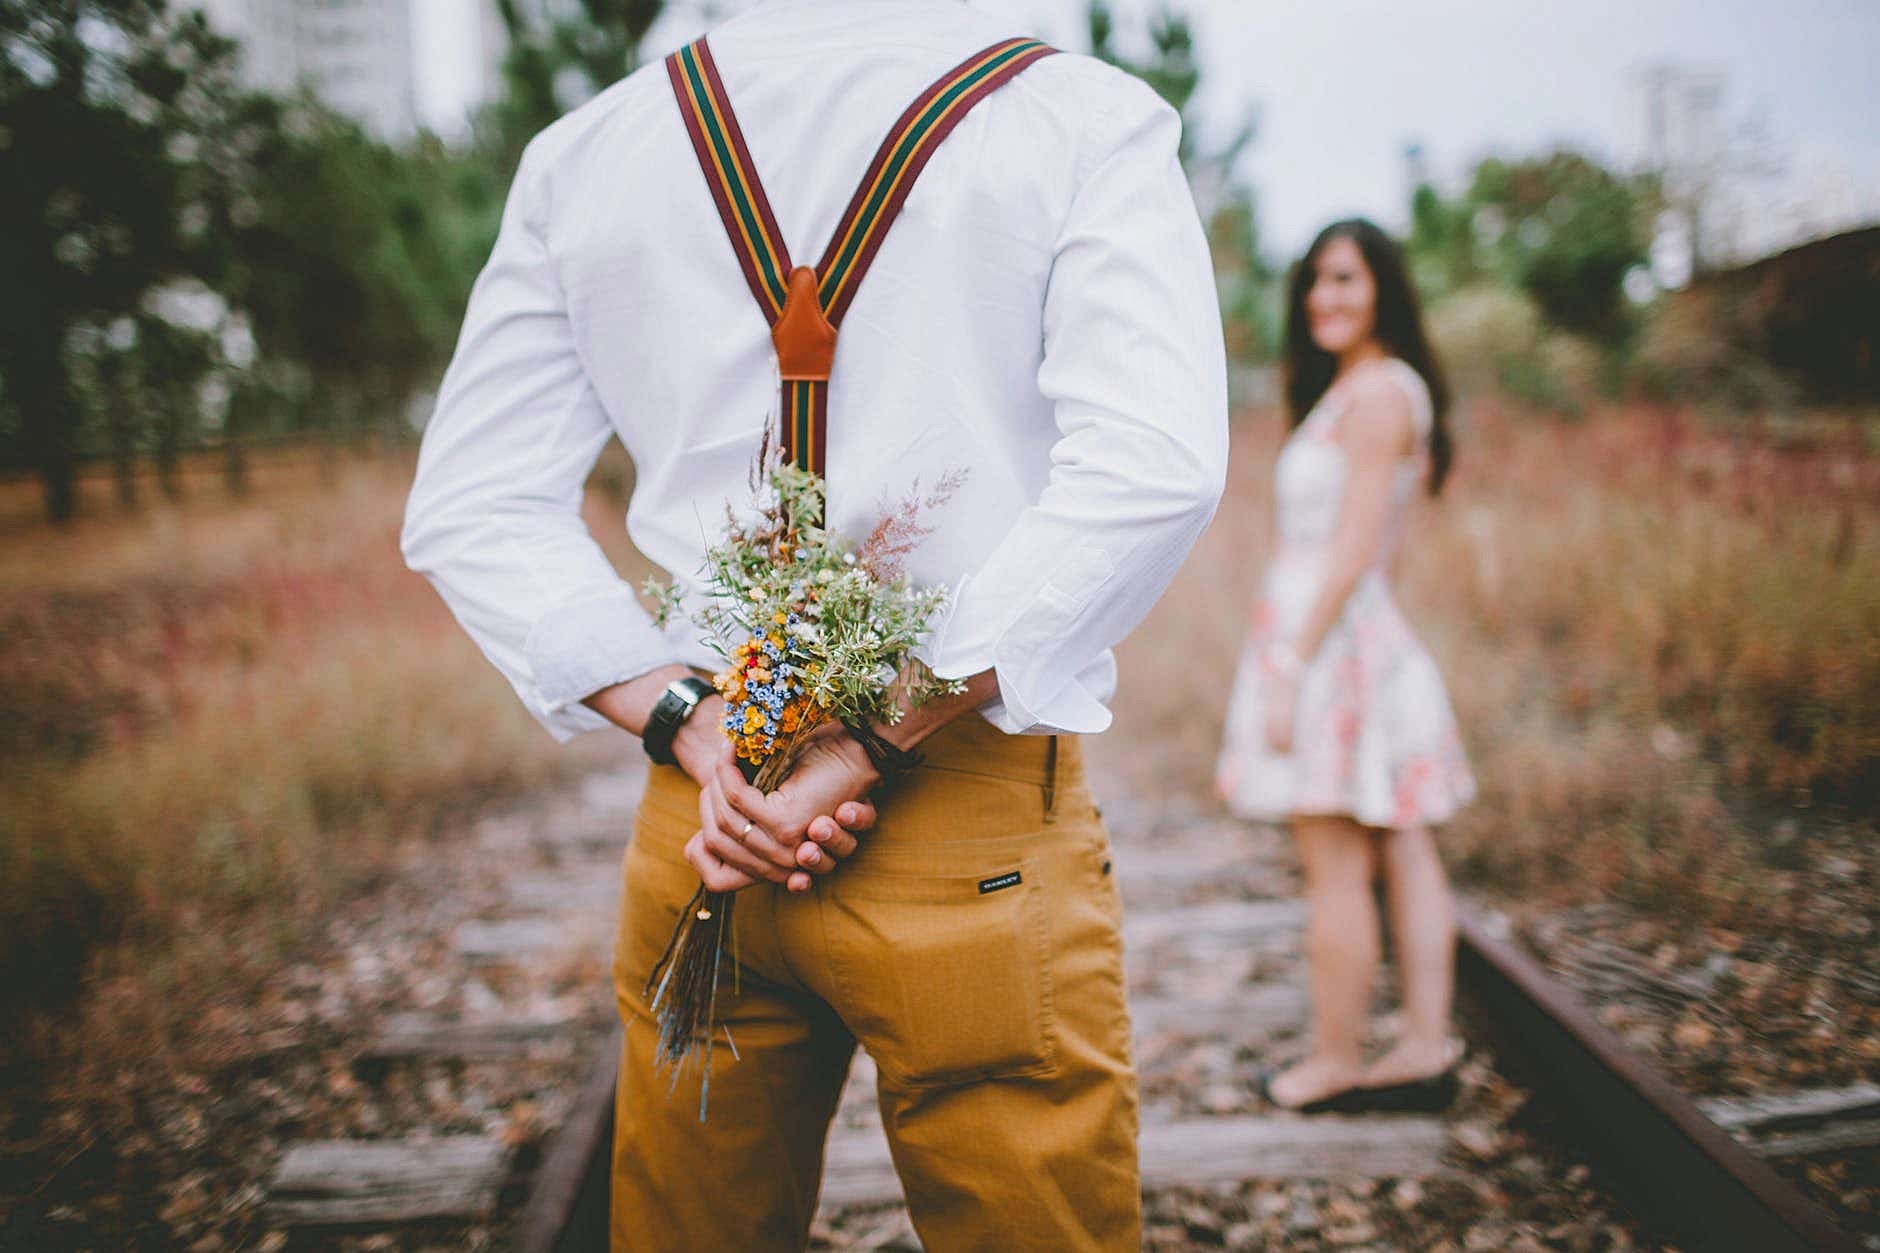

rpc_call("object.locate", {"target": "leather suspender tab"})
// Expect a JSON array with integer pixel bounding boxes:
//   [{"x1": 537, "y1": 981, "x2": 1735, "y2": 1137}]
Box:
[{"x1": 773, "y1": 266, "x2": 837, "y2": 381}]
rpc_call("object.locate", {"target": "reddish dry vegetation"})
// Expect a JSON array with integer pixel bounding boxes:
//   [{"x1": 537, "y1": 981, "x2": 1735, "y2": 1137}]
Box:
[
  {"x1": 1091, "y1": 399, "x2": 1880, "y2": 1236},
  {"x1": 0, "y1": 447, "x2": 649, "y2": 1066},
  {"x1": 0, "y1": 407, "x2": 1873, "y2": 1241},
  {"x1": 1092, "y1": 400, "x2": 1877, "y2": 922},
  {"x1": 5, "y1": 406, "x2": 1873, "y2": 1045}
]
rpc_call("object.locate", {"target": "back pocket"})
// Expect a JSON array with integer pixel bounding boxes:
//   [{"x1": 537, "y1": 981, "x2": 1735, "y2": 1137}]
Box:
[{"x1": 826, "y1": 855, "x2": 1056, "y2": 1089}]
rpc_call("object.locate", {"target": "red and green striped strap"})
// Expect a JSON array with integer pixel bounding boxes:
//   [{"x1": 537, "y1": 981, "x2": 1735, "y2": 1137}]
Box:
[
  {"x1": 667, "y1": 39, "x2": 793, "y2": 324},
  {"x1": 780, "y1": 376, "x2": 828, "y2": 480},
  {"x1": 667, "y1": 35, "x2": 1056, "y2": 476},
  {"x1": 813, "y1": 36, "x2": 1056, "y2": 325}
]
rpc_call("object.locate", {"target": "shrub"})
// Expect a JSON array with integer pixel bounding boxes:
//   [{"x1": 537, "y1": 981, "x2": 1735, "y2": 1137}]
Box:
[
  {"x1": 1427, "y1": 285, "x2": 1607, "y2": 415},
  {"x1": 1630, "y1": 289, "x2": 1800, "y2": 417}
]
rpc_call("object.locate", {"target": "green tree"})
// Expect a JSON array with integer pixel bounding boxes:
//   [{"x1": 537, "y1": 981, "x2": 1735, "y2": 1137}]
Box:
[
  {"x1": 1469, "y1": 152, "x2": 1649, "y2": 340},
  {"x1": 1407, "y1": 150, "x2": 1650, "y2": 343},
  {"x1": 230, "y1": 101, "x2": 445, "y2": 446},
  {"x1": 484, "y1": 0, "x2": 664, "y2": 171},
  {"x1": 0, "y1": 0, "x2": 579, "y2": 520},
  {"x1": 0, "y1": 1, "x2": 304, "y2": 518},
  {"x1": 1406, "y1": 175, "x2": 1479, "y2": 299}
]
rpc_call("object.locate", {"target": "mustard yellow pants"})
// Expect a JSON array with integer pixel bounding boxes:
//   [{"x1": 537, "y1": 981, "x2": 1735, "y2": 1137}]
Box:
[{"x1": 609, "y1": 716, "x2": 1140, "y2": 1251}]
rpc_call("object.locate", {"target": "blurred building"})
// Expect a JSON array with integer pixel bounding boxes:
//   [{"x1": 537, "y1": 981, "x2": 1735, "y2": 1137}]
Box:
[
  {"x1": 192, "y1": 0, "x2": 615, "y2": 142},
  {"x1": 194, "y1": 0, "x2": 419, "y2": 141},
  {"x1": 1681, "y1": 226, "x2": 1880, "y2": 405}
]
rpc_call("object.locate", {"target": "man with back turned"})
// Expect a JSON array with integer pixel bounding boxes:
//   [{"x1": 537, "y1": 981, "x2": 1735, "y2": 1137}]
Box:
[{"x1": 400, "y1": 0, "x2": 1229, "y2": 1246}]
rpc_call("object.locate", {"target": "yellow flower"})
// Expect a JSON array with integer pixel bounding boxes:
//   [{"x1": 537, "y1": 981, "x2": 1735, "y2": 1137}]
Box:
[{"x1": 743, "y1": 706, "x2": 766, "y2": 733}]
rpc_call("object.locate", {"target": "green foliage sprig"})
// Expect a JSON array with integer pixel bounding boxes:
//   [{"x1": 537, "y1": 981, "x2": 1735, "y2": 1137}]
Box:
[{"x1": 646, "y1": 458, "x2": 965, "y2": 762}]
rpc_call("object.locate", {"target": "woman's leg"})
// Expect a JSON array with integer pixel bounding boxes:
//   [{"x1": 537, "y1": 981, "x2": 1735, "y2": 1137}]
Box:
[
  {"x1": 1365, "y1": 824, "x2": 1460, "y2": 1084},
  {"x1": 1270, "y1": 813, "x2": 1380, "y2": 1106}
]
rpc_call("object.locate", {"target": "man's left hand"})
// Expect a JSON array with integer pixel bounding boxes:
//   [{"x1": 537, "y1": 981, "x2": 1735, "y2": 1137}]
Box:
[
  {"x1": 761, "y1": 726, "x2": 882, "y2": 891},
  {"x1": 686, "y1": 724, "x2": 882, "y2": 894}
]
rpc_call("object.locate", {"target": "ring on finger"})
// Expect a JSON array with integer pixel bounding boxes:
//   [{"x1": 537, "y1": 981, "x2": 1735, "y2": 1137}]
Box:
[{"x1": 739, "y1": 819, "x2": 754, "y2": 841}]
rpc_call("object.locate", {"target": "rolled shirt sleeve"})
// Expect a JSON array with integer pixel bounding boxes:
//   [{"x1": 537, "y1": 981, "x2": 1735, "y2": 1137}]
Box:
[
  {"x1": 399, "y1": 136, "x2": 686, "y2": 743},
  {"x1": 926, "y1": 75, "x2": 1231, "y2": 734}
]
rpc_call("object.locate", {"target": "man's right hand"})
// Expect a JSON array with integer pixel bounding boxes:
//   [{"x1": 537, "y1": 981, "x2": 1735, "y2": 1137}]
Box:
[
  {"x1": 680, "y1": 722, "x2": 877, "y2": 895},
  {"x1": 583, "y1": 668, "x2": 880, "y2": 893}
]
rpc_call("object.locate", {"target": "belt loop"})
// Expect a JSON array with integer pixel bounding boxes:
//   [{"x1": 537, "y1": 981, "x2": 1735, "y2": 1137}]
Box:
[{"x1": 1043, "y1": 734, "x2": 1058, "y2": 819}]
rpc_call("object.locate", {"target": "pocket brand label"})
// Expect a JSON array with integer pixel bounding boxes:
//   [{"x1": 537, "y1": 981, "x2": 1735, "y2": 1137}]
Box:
[{"x1": 977, "y1": 870, "x2": 1023, "y2": 895}]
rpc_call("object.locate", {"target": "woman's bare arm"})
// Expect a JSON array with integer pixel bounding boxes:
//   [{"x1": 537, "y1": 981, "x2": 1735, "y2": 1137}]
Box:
[{"x1": 1290, "y1": 375, "x2": 1416, "y2": 664}]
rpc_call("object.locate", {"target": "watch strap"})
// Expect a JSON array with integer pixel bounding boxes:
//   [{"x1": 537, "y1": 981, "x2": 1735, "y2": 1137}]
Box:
[
  {"x1": 643, "y1": 675, "x2": 715, "y2": 767},
  {"x1": 842, "y1": 719, "x2": 923, "y2": 788}
]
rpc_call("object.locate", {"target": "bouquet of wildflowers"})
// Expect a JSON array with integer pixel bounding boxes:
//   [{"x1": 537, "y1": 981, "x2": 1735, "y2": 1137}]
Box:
[{"x1": 642, "y1": 447, "x2": 964, "y2": 1117}]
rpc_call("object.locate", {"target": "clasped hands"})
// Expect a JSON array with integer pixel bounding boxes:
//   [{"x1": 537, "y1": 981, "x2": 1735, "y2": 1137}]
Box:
[{"x1": 674, "y1": 704, "x2": 883, "y2": 895}]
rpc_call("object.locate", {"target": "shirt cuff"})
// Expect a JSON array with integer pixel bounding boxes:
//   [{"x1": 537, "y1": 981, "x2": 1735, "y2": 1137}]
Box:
[
  {"x1": 522, "y1": 583, "x2": 690, "y2": 739},
  {"x1": 925, "y1": 572, "x2": 1118, "y2": 737}
]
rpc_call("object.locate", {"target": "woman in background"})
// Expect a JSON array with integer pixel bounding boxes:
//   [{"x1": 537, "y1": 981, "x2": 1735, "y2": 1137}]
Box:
[{"x1": 1216, "y1": 219, "x2": 1476, "y2": 1113}]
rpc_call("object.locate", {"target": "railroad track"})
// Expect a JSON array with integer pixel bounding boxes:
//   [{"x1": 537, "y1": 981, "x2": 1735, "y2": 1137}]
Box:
[
  {"x1": 1456, "y1": 913, "x2": 1865, "y2": 1253},
  {"x1": 259, "y1": 779, "x2": 1871, "y2": 1251}
]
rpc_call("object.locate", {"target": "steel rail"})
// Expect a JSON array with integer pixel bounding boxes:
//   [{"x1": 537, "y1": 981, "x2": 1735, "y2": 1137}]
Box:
[
  {"x1": 519, "y1": 913, "x2": 1864, "y2": 1252},
  {"x1": 1457, "y1": 910, "x2": 1859, "y2": 1253}
]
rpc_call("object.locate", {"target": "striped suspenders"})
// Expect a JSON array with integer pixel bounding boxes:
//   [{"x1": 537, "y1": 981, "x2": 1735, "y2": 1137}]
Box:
[{"x1": 666, "y1": 36, "x2": 1056, "y2": 480}]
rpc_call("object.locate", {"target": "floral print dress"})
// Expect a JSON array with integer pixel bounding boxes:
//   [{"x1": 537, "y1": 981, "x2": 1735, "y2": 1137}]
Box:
[{"x1": 1215, "y1": 358, "x2": 1476, "y2": 829}]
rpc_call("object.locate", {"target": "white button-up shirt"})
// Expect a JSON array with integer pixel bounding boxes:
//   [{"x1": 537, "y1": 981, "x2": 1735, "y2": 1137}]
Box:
[{"x1": 400, "y1": 0, "x2": 1229, "y2": 743}]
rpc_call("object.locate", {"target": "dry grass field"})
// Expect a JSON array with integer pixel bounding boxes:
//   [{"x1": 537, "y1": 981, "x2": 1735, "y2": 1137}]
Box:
[
  {"x1": 1089, "y1": 400, "x2": 1878, "y2": 927},
  {"x1": 2, "y1": 403, "x2": 1874, "y2": 1090},
  {"x1": 0, "y1": 444, "x2": 647, "y2": 1078}
]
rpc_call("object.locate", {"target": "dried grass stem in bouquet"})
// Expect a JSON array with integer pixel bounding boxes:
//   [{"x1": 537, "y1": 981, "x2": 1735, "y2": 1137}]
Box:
[{"x1": 641, "y1": 445, "x2": 966, "y2": 1118}]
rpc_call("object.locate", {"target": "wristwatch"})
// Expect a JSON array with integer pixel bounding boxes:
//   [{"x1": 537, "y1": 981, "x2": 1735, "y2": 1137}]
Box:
[{"x1": 642, "y1": 675, "x2": 715, "y2": 767}]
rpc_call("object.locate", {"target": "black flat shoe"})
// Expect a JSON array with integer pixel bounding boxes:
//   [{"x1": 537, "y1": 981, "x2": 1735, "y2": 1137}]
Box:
[
  {"x1": 1256, "y1": 1068, "x2": 1375, "y2": 1115},
  {"x1": 1353, "y1": 1063, "x2": 1462, "y2": 1113}
]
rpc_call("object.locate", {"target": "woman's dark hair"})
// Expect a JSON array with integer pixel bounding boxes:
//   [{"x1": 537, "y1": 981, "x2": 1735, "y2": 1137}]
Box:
[{"x1": 1283, "y1": 218, "x2": 1453, "y2": 495}]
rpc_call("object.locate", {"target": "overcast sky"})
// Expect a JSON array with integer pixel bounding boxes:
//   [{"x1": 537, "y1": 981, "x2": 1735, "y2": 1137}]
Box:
[{"x1": 415, "y1": 0, "x2": 1880, "y2": 259}]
